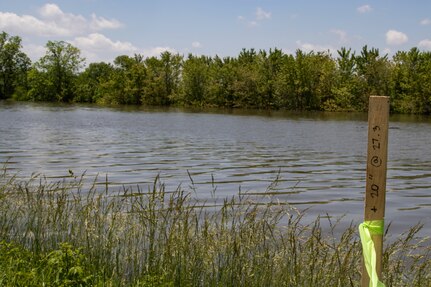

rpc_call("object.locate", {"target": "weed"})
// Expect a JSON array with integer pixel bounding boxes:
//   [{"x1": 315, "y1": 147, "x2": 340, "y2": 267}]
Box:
[{"x1": 0, "y1": 171, "x2": 429, "y2": 286}]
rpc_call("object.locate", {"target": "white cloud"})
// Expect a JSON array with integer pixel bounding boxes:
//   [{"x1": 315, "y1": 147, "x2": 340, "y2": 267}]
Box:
[
  {"x1": 142, "y1": 47, "x2": 177, "y2": 58},
  {"x1": 0, "y1": 3, "x2": 128, "y2": 63},
  {"x1": 73, "y1": 33, "x2": 137, "y2": 52},
  {"x1": 0, "y1": 3, "x2": 123, "y2": 37},
  {"x1": 71, "y1": 33, "x2": 137, "y2": 63},
  {"x1": 419, "y1": 39, "x2": 431, "y2": 50},
  {"x1": 22, "y1": 43, "x2": 46, "y2": 62},
  {"x1": 420, "y1": 18, "x2": 431, "y2": 25},
  {"x1": 238, "y1": 7, "x2": 271, "y2": 28},
  {"x1": 256, "y1": 7, "x2": 271, "y2": 20},
  {"x1": 90, "y1": 13, "x2": 123, "y2": 30},
  {"x1": 357, "y1": 5, "x2": 372, "y2": 13},
  {"x1": 386, "y1": 30, "x2": 408, "y2": 45},
  {"x1": 1, "y1": 3, "x2": 178, "y2": 64},
  {"x1": 39, "y1": 3, "x2": 65, "y2": 18},
  {"x1": 238, "y1": 16, "x2": 257, "y2": 27},
  {"x1": 331, "y1": 29, "x2": 348, "y2": 44},
  {"x1": 39, "y1": 4, "x2": 88, "y2": 36},
  {"x1": 192, "y1": 41, "x2": 202, "y2": 48},
  {"x1": 248, "y1": 21, "x2": 258, "y2": 27},
  {"x1": 0, "y1": 11, "x2": 70, "y2": 36},
  {"x1": 296, "y1": 40, "x2": 334, "y2": 54}
]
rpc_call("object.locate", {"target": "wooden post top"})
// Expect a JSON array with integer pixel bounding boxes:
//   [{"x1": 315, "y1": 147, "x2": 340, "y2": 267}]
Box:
[{"x1": 364, "y1": 96, "x2": 389, "y2": 221}]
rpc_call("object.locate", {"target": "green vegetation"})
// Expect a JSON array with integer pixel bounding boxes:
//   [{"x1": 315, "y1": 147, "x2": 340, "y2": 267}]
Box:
[
  {"x1": 28, "y1": 41, "x2": 84, "y2": 102},
  {"x1": 2, "y1": 31, "x2": 431, "y2": 113},
  {"x1": 0, "y1": 170, "x2": 429, "y2": 286},
  {"x1": 0, "y1": 32, "x2": 31, "y2": 101}
]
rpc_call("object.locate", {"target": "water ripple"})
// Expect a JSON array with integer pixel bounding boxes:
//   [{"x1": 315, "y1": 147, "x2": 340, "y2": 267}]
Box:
[{"x1": 1, "y1": 102, "x2": 430, "y2": 236}]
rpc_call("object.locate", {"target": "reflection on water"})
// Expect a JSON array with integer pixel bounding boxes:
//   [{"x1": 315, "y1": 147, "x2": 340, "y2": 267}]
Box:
[{"x1": 0, "y1": 101, "x2": 430, "y2": 236}]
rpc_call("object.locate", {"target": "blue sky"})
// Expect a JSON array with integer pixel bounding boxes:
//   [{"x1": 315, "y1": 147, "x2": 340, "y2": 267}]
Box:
[{"x1": 1, "y1": 0, "x2": 431, "y2": 64}]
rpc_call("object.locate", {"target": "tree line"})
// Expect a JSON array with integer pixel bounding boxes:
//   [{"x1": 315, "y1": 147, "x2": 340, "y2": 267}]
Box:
[{"x1": 1, "y1": 31, "x2": 431, "y2": 114}]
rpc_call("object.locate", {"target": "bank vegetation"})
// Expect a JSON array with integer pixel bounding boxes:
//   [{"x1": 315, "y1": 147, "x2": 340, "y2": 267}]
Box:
[
  {"x1": 0, "y1": 171, "x2": 430, "y2": 286},
  {"x1": 2, "y1": 31, "x2": 431, "y2": 114}
]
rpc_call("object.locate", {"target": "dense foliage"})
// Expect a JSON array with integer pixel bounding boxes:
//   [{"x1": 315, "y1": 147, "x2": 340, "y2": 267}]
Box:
[{"x1": 2, "y1": 31, "x2": 431, "y2": 113}]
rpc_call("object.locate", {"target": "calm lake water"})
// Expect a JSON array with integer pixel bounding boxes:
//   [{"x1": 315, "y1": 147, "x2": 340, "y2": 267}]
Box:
[{"x1": 1, "y1": 101, "x2": 430, "y2": 236}]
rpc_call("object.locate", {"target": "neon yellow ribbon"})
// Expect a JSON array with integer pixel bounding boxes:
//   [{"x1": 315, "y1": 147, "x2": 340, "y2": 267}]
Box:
[{"x1": 359, "y1": 220, "x2": 385, "y2": 287}]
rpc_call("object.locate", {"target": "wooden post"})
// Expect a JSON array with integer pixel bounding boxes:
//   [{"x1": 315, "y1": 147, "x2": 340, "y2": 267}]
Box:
[{"x1": 361, "y1": 96, "x2": 389, "y2": 286}]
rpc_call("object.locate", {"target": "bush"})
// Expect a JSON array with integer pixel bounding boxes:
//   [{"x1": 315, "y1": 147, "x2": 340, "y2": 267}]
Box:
[{"x1": 0, "y1": 241, "x2": 92, "y2": 286}]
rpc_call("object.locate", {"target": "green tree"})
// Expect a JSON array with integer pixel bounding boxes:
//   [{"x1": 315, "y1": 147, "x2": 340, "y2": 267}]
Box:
[
  {"x1": 274, "y1": 53, "x2": 296, "y2": 109},
  {"x1": 95, "y1": 55, "x2": 133, "y2": 105},
  {"x1": 75, "y1": 62, "x2": 114, "y2": 103},
  {"x1": 142, "y1": 56, "x2": 165, "y2": 105},
  {"x1": 255, "y1": 49, "x2": 283, "y2": 109},
  {"x1": 205, "y1": 56, "x2": 236, "y2": 107},
  {"x1": 391, "y1": 48, "x2": 431, "y2": 113},
  {"x1": 29, "y1": 41, "x2": 84, "y2": 102},
  {"x1": 160, "y1": 51, "x2": 182, "y2": 104},
  {"x1": 324, "y1": 47, "x2": 357, "y2": 111},
  {"x1": 275, "y1": 50, "x2": 335, "y2": 110},
  {"x1": 336, "y1": 47, "x2": 356, "y2": 80},
  {"x1": 112, "y1": 54, "x2": 146, "y2": 105},
  {"x1": 27, "y1": 67, "x2": 55, "y2": 101},
  {"x1": 128, "y1": 54, "x2": 147, "y2": 105},
  {"x1": 143, "y1": 51, "x2": 182, "y2": 106},
  {"x1": 179, "y1": 54, "x2": 211, "y2": 106},
  {"x1": 354, "y1": 46, "x2": 391, "y2": 110},
  {"x1": 6, "y1": 29, "x2": 431, "y2": 115},
  {"x1": 0, "y1": 31, "x2": 31, "y2": 100},
  {"x1": 230, "y1": 48, "x2": 260, "y2": 108}
]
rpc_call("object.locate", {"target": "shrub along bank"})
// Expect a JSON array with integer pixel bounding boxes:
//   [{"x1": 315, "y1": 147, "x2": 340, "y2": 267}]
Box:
[{"x1": 2, "y1": 31, "x2": 431, "y2": 114}]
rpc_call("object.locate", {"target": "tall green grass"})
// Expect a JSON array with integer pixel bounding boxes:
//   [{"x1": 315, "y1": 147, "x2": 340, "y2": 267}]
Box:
[{"x1": 0, "y1": 170, "x2": 429, "y2": 286}]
